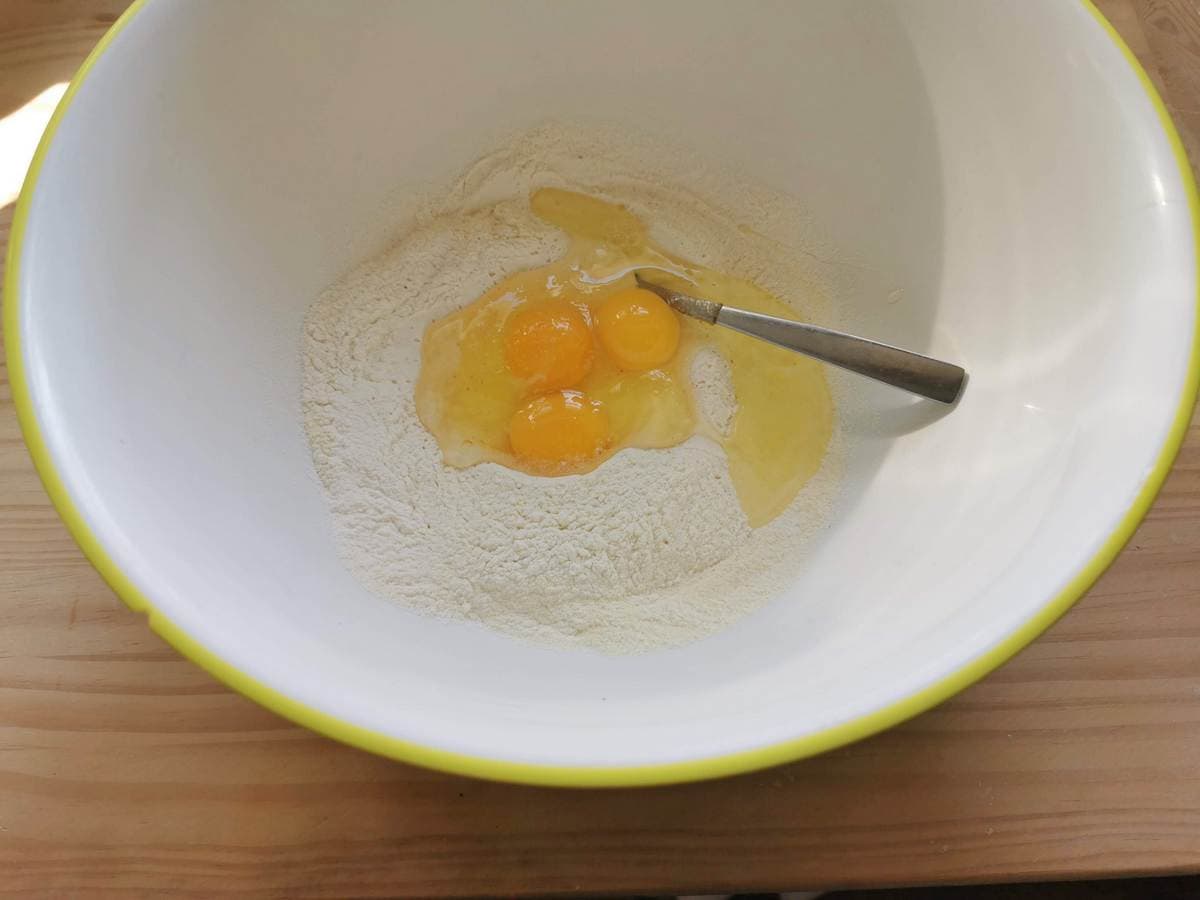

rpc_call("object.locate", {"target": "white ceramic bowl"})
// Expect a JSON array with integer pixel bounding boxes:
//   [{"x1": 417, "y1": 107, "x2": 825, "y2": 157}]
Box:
[{"x1": 7, "y1": 0, "x2": 1197, "y2": 786}]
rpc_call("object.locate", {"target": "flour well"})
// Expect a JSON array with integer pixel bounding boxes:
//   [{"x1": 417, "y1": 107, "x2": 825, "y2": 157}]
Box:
[{"x1": 302, "y1": 123, "x2": 843, "y2": 654}]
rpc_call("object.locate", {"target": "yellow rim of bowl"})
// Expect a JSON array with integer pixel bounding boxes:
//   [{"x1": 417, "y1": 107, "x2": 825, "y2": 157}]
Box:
[{"x1": 4, "y1": 0, "x2": 1198, "y2": 788}]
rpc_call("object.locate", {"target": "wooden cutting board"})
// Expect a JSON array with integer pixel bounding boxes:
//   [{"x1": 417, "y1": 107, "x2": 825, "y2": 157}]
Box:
[{"x1": 1, "y1": 1, "x2": 1199, "y2": 895}]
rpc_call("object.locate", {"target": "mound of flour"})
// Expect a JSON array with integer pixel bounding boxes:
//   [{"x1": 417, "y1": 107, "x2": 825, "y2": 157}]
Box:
[{"x1": 302, "y1": 123, "x2": 842, "y2": 654}]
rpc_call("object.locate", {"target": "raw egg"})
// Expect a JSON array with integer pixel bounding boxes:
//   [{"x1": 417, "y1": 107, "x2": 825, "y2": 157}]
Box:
[
  {"x1": 414, "y1": 188, "x2": 834, "y2": 526},
  {"x1": 595, "y1": 288, "x2": 681, "y2": 371},
  {"x1": 509, "y1": 390, "x2": 610, "y2": 467},
  {"x1": 503, "y1": 300, "x2": 594, "y2": 390}
]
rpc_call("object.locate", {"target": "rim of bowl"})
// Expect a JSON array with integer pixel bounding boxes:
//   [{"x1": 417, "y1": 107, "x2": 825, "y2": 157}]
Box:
[{"x1": 5, "y1": 0, "x2": 1198, "y2": 788}]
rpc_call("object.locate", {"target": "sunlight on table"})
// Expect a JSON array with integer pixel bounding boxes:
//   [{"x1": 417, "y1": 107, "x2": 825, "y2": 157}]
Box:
[{"x1": 0, "y1": 83, "x2": 68, "y2": 207}]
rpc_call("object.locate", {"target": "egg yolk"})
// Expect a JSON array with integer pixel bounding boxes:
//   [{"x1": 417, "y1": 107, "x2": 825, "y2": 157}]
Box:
[
  {"x1": 509, "y1": 390, "x2": 610, "y2": 466},
  {"x1": 503, "y1": 300, "x2": 594, "y2": 390},
  {"x1": 415, "y1": 188, "x2": 835, "y2": 527},
  {"x1": 595, "y1": 287, "x2": 681, "y2": 371}
]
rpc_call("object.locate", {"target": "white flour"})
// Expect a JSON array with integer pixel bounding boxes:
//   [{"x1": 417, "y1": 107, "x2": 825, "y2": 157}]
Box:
[{"x1": 302, "y1": 124, "x2": 843, "y2": 653}]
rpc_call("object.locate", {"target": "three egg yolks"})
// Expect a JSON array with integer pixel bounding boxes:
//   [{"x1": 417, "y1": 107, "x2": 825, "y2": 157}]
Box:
[
  {"x1": 500, "y1": 288, "x2": 682, "y2": 463},
  {"x1": 414, "y1": 189, "x2": 834, "y2": 527}
]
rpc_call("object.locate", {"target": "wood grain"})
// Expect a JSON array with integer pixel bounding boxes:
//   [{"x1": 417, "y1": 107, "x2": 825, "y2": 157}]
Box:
[
  {"x1": 0, "y1": 1, "x2": 125, "y2": 118},
  {"x1": 1136, "y1": 0, "x2": 1200, "y2": 166},
  {"x1": 2, "y1": 1, "x2": 1200, "y2": 896}
]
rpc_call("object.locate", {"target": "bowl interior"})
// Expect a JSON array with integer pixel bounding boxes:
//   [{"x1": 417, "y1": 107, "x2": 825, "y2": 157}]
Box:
[{"x1": 15, "y1": 0, "x2": 1195, "y2": 773}]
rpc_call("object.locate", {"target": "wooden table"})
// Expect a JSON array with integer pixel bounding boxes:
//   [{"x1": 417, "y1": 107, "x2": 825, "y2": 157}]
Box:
[{"x1": 3, "y1": 1, "x2": 1200, "y2": 896}]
